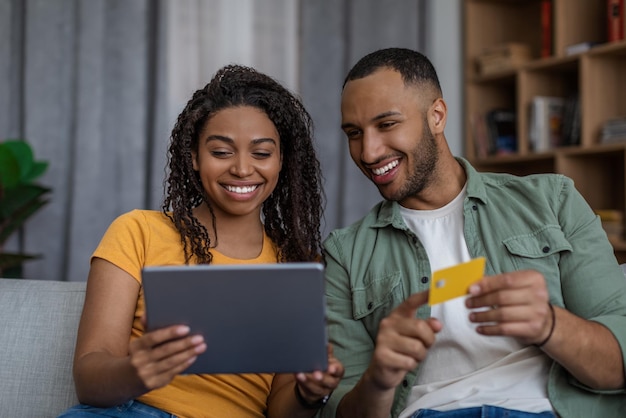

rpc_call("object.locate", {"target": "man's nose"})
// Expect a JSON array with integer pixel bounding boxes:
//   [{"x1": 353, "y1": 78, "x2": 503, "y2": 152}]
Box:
[{"x1": 360, "y1": 131, "x2": 385, "y2": 165}]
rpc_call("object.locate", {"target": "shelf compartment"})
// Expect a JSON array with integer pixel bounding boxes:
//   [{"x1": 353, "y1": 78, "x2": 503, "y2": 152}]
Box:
[
  {"x1": 466, "y1": 78, "x2": 518, "y2": 160},
  {"x1": 556, "y1": 144, "x2": 626, "y2": 211},
  {"x1": 518, "y1": 60, "x2": 579, "y2": 156},
  {"x1": 581, "y1": 46, "x2": 626, "y2": 148},
  {"x1": 464, "y1": 0, "x2": 543, "y2": 79},
  {"x1": 553, "y1": 0, "x2": 606, "y2": 57}
]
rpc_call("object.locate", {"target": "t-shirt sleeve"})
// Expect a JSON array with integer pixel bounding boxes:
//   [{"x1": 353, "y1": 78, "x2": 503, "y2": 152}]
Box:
[{"x1": 91, "y1": 210, "x2": 149, "y2": 284}]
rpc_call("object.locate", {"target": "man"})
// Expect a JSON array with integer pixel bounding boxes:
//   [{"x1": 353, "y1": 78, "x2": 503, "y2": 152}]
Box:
[{"x1": 319, "y1": 48, "x2": 626, "y2": 418}]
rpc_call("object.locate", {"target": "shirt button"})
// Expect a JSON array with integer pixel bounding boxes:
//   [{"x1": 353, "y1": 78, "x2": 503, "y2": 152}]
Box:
[
  {"x1": 421, "y1": 276, "x2": 429, "y2": 284},
  {"x1": 367, "y1": 302, "x2": 373, "y2": 310},
  {"x1": 542, "y1": 246, "x2": 550, "y2": 253},
  {"x1": 472, "y1": 205, "x2": 478, "y2": 211},
  {"x1": 402, "y1": 379, "x2": 409, "y2": 387}
]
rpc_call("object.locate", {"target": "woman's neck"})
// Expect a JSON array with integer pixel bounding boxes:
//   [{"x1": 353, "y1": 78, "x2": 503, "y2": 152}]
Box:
[{"x1": 193, "y1": 204, "x2": 265, "y2": 260}]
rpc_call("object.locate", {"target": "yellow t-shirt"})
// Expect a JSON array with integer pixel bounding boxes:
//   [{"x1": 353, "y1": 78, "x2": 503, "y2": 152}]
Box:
[{"x1": 92, "y1": 209, "x2": 277, "y2": 418}]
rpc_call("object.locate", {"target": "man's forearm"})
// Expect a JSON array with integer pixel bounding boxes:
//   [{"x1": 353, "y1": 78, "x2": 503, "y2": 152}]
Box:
[
  {"x1": 336, "y1": 372, "x2": 396, "y2": 418},
  {"x1": 542, "y1": 306, "x2": 625, "y2": 389}
]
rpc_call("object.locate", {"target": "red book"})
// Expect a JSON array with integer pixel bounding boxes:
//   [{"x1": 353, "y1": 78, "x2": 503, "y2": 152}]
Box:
[
  {"x1": 608, "y1": 0, "x2": 625, "y2": 42},
  {"x1": 541, "y1": 0, "x2": 552, "y2": 57}
]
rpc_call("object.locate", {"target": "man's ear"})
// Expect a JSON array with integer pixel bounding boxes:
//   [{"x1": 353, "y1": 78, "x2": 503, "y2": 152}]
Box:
[{"x1": 428, "y1": 98, "x2": 447, "y2": 135}]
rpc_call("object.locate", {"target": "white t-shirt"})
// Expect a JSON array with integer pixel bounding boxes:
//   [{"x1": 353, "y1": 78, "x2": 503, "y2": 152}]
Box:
[{"x1": 398, "y1": 185, "x2": 552, "y2": 416}]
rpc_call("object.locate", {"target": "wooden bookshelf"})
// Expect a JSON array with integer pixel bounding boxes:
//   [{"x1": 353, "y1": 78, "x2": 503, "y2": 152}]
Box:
[{"x1": 464, "y1": 0, "x2": 626, "y2": 263}]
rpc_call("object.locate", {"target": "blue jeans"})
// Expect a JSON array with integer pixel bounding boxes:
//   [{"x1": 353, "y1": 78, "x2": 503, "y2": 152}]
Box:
[
  {"x1": 56, "y1": 400, "x2": 177, "y2": 417},
  {"x1": 411, "y1": 405, "x2": 556, "y2": 418}
]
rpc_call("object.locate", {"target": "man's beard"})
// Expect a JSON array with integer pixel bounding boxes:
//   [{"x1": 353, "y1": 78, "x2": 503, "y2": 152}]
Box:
[{"x1": 383, "y1": 123, "x2": 438, "y2": 202}]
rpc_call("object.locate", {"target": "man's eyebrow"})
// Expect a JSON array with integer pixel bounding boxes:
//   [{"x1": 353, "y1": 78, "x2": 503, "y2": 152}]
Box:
[
  {"x1": 372, "y1": 111, "x2": 402, "y2": 121},
  {"x1": 341, "y1": 111, "x2": 402, "y2": 130}
]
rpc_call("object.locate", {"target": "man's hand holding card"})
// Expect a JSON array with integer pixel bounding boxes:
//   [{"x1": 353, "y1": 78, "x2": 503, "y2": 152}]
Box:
[{"x1": 428, "y1": 257, "x2": 486, "y2": 305}]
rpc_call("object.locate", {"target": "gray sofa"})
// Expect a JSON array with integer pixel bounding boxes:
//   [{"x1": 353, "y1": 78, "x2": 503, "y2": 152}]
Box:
[
  {"x1": 2, "y1": 267, "x2": 625, "y2": 417},
  {"x1": 0, "y1": 278, "x2": 86, "y2": 417}
]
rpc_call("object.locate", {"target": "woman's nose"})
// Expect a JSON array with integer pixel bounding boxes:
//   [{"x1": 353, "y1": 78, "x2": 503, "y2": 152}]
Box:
[{"x1": 230, "y1": 155, "x2": 254, "y2": 177}]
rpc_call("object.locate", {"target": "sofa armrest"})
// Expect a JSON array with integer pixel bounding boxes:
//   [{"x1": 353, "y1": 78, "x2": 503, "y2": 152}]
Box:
[{"x1": 0, "y1": 279, "x2": 85, "y2": 416}]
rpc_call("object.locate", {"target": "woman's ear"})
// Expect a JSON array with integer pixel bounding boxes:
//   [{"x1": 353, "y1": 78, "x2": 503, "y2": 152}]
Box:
[
  {"x1": 428, "y1": 98, "x2": 447, "y2": 135},
  {"x1": 191, "y1": 151, "x2": 199, "y2": 171}
]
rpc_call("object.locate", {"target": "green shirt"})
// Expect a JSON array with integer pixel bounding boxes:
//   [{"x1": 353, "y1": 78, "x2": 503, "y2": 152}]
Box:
[{"x1": 320, "y1": 158, "x2": 626, "y2": 418}]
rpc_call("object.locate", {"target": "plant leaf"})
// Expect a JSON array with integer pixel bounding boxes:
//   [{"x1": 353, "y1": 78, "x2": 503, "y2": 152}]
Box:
[
  {"x1": 0, "y1": 184, "x2": 51, "y2": 220},
  {"x1": 0, "y1": 144, "x2": 21, "y2": 189},
  {"x1": 0, "y1": 198, "x2": 50, "y2": 243},
  {"x1": 2, "y1": 140, "x2": 34, "y2": 181},
  {"x1": 0, "y1": 263, "x2": 23, "y2": 278},
  {"x1": 23, "y1": 161, "x2": 49, "y2": 183},
  {"x1": 0, "y1": 252, "x2": 39, "y2": 270}
]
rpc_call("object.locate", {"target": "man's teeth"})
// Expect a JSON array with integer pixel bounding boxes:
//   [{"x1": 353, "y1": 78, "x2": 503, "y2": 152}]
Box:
[
  {"x1": 226, "y1": 185, "x2": 258, "y2": 194},
  {"x1": 372, "y1": 160, "x2": 399, "y2": 176}
]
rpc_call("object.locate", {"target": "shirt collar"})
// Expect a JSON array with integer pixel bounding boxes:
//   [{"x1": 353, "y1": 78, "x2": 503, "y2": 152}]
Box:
[{"x1": 457, "y1": 157, "x2": 488, "y2": 205}]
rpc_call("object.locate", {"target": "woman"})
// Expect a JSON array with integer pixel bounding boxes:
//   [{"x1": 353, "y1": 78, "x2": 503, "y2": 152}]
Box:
[{"x1": 58, "y1": 65, "x2": 343, "y2": 417}]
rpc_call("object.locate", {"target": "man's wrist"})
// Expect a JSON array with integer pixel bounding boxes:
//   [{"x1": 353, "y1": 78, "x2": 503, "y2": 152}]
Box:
[{"x1": 535, "y1": 303, "x2": 556, "y2": 348}]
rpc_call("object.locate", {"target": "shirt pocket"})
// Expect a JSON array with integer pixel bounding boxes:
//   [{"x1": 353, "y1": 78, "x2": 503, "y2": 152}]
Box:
[
  {"x1": 502, "y1": 225, "x2": 572, "y2": 298},
  {"x1": 352, "y1": 271, "x2": 404, "y2": 337}
]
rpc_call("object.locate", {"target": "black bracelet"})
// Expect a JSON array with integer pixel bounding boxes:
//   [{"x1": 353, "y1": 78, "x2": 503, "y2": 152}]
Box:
[
  {"x1": 535, "y1": 303, "x2": 556, "y2": 348},
  {"x1": 294, "y1": 383, "x2": 330, "y2": 409}
]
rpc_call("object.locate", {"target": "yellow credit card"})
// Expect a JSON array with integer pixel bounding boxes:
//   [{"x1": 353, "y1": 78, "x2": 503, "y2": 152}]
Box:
[{"x1": 428, "y1": 257, "x2": 486, "y2": 305}]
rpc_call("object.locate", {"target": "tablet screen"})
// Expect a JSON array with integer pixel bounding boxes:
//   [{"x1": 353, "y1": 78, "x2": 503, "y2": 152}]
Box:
[{"x1": 142, "y1": 262, "x2": 327, "y2": 374}]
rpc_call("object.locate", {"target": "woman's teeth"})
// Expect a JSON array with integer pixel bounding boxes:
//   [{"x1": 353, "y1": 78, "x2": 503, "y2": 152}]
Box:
[{"x1": 225, "y1": 185, "x2": 258, "y2": 194}]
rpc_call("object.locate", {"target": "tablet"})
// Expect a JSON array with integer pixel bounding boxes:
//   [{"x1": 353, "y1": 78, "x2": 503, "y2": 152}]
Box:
[{"x1": 141, "y1": 262, "x2": 327, "y2": 374}]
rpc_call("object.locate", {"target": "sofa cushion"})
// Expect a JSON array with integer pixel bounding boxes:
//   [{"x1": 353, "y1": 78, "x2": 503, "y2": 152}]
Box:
[{"x1": 0, "y1": 279, "x2": 85, "y2": 417}]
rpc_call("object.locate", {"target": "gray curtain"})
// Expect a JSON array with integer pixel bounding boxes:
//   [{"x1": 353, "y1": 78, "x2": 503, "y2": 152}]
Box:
[
  {"x1": 1, "y1": 0, "x2": 434, "y2": 282},
  {"x1": 300, "y1": 0, "x2": 425, "y2": 235},
  {"x1": 1, "y1": 0, "x2": 163, "y2": 282}
]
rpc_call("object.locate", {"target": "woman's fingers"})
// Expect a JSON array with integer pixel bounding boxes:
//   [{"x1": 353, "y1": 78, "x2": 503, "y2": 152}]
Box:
[{"x1": 129, "y1": 325, "x2": 206, "y2": 389}]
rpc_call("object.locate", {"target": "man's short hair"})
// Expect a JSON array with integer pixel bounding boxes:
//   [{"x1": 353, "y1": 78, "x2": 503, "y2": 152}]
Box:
[{"x1": 343, "y1": 47, "x2": 442, "y2": 95}]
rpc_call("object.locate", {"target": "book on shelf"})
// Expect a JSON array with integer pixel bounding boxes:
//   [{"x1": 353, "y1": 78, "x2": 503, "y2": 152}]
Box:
[
  {"x1": 565, "y1": 41, "x2": 602, "y2": 56},
  {"x1": 601, "y1": 117, "x2": 626, "y2": 143},
  {"x1": 486, "y1": 109, "x2": 517, "y2": 155},
  {"x1": 541, "y1": 0, "x2": 553, "y2": 57},
  {"x1": 561, "y1": 94, "x2": 581, "y2": 146},
  {"x1": 475, "y1": 43, "x2": 532, "y2": 76},
  {"x1": 471, "y1": 110, "x2": 517, "y2": 157},
  {"x1": 608, "y1": 0, "x2": 625, "y2": 42},
  {"x1": 529, "y1": 96, "x2": 564, "y2": 152}
]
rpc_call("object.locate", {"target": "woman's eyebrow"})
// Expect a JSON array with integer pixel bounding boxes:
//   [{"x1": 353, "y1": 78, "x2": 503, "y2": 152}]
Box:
[
  {"x1": 205, "y1": 135, "x2": 234, "y2": 144},
  {"x1": 204, "y1": 136, "x2": 277, "y2": 145},
  {"x1": 251, "y1": 137, "x2": 277, "y2": 145}
]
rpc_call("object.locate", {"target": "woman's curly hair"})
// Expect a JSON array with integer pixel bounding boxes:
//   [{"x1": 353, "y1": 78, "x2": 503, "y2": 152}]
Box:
[{"x1": 162, "y1": 64, "x2": 324, "y2": 264}]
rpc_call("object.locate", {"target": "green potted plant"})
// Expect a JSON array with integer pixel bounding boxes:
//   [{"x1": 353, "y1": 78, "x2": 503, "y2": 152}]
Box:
[{"x1": 0, "y1": 139, "x2": 51, "y2": 278}]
